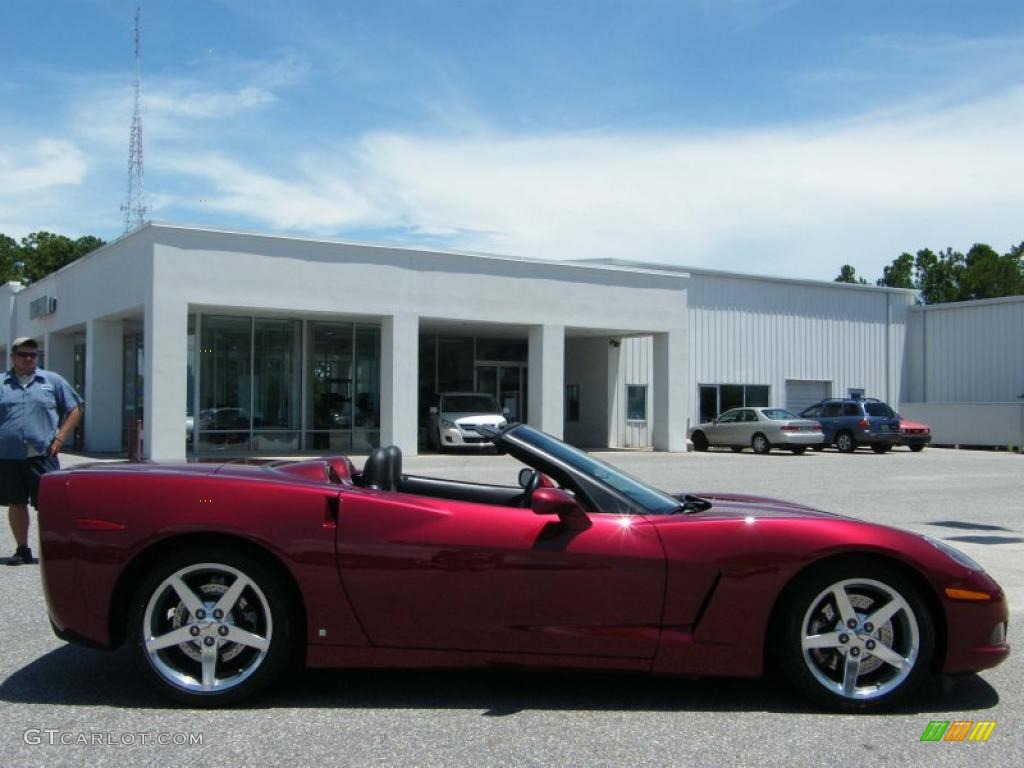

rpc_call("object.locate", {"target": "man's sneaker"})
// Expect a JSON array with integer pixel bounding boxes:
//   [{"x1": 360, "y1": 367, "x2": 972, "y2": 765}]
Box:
[{"x1": 6, "y1": 546, "x2": 36, "y2": 566}]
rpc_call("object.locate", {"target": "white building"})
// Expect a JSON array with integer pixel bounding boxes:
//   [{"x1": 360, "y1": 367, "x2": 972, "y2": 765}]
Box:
[
  {"x1": 3, "y1": 222, "x2": 1013, "y2": 460},
  {"x1": 1, "y1": 224, "x2": 688, "y2": 460}
]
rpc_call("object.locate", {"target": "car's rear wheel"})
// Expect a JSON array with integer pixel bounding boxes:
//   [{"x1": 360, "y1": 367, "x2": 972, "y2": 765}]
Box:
[
  {"x1": 871, "y1": 444, "x2": 892, "y2": 454},
  {"x1": 752, "y1": 433, "x2": 771, "y2": 454},
  {"x1": 908, "y1": 444, "x2": 925, "y2": 453},
  {"x1": 691, "y1": 431, "x2": 708, "y2": 452},
  {"x1": 835, "y1": 431, "x2": 856, "y2": 453},
  {"x1": 128, "y1": 546, "x2": 294, "y2": 706},
  {"x1": 776, "y1": 562, "x2": 934, "y2": 712},
  {"x1": 790, "y1": 446, "x2": 807, "y2": 455}
]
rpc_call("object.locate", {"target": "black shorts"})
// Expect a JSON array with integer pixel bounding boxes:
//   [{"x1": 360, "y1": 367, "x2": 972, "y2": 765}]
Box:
[{"x1": 0, "y1": 456, "x2": 61, "y2": 508}]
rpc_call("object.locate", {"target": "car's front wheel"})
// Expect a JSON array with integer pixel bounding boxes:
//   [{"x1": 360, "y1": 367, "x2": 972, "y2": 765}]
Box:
[
  {"x1": 128, "y1": 546, "x2": 295, "y2": 706},
  {"x1": 691, "y1": 431, "x2": 708, "y2": 452},
  {"x1": 776, "y1": 562, "x2": 934, "y2": 712}
]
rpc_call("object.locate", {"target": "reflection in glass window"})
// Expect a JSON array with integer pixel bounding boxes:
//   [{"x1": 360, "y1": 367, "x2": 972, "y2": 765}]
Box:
[
  {"x1": 565, "y1": 384, "x2": 580, "y2": 422},
  {"x1": 626, "y1": 385, "x2": 647, "y2": 421},
  {"x1": 199, "y1": 316, "x2": 251, "y2": 451}
]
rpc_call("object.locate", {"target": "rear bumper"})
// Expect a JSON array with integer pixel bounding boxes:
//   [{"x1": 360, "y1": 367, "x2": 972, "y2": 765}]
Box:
[
  {"x1": 858, "y1": 431, "x2": 899, "y2": 445},
  {"x1": 777, "y1": 433, "x2": 825, "y2": 446}
]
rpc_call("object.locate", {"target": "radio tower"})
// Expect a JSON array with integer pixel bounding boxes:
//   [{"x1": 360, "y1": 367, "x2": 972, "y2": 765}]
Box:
[{"x1": 121, "y1": 5, "x2": 147, "y2": 232}]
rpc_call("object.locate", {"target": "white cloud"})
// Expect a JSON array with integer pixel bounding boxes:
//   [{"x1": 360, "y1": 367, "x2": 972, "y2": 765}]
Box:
[{"x1": 0, "y1": 139, "x2": 88, "y2": 193}]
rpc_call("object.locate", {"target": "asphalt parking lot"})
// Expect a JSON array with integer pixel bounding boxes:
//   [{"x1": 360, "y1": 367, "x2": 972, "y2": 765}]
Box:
[{"x1": 1, "y1": 446, "x2": 1021, "y2": 766}]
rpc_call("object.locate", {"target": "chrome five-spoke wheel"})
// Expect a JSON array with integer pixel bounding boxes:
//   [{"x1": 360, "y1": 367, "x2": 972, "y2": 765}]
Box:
[
  {"x1": 778, "y1": 563, "x2": 934, "y2": 711},
  {"x1": 130, "y1": 548, "x2": 293, "y2": 705}
]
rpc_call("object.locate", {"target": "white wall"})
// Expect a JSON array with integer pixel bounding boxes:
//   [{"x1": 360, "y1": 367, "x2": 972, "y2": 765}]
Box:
[
  {"x1": 903, "y1": 296, "x2": 1024, "y2": 403},
  {"x1": 563, "y1": 337, "x2": 612, "y2": 448},
  {"x1": 899, "y1": 402, "x2": 1024, "y2": 449}
]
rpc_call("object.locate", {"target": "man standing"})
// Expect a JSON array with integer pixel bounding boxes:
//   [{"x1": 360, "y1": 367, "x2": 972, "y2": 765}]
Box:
[{"x1": 1, "y1": 337, "x2": 82, "y2": 565}]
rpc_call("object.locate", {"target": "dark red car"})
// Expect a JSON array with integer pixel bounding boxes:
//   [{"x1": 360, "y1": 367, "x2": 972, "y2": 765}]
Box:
[{"x1": 38, "y1": 424, "x2": 1008, "y2": 711}]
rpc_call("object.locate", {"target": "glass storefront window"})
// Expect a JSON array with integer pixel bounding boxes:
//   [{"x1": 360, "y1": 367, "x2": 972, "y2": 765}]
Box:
[
  {"x1": 199, "y1": 316, "x2": 252, "y2": 452},
  {"x1": 307, "y1": 321, "x2": 354, "y2": 452}
]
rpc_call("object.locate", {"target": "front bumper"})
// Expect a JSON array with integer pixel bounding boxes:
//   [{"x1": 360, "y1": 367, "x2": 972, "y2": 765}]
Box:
[
  {"x1": 439, "y1": 426, "x2": 494, "y2": 447},
  {"x1": 899, "y1": 432, "x2": 932, "y2": 447},
  {"x1": 942, "y1": 576, "x2": 1011, "y2": 674}
]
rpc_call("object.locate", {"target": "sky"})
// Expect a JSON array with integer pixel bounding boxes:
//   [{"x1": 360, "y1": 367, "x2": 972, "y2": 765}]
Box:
[{"x1": 1, "y1": 0, "x2": 1022, "y2": 281}]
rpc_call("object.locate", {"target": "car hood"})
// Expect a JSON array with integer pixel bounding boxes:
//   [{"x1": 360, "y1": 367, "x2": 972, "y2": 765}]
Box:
[
  {"x1": 900, "y1": 418, "x2": 929, "y2": 430},
  {"x1": 444, "y1": 412, "x2": 506, "y2": 424},
  {"x1": 673, "y1": 491, "x2": 843, "y2": 520}
]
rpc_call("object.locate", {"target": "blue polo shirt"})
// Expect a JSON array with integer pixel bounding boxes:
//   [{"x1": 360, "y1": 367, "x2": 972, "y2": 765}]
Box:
[{"x1": 0, "y1": 369, "x2": 83, "y2": 459}]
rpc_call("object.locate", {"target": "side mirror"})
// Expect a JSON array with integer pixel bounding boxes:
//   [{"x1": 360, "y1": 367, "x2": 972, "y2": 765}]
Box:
[
  {"x1": 429, "y1": 406, "x2": 438, "y2": 415},
  {"x1": 518, "y1": 467, "x2": 534, "y2": 488},
  {"x1": 531, "y1": 487, "x2": 590, "y2": 530}
]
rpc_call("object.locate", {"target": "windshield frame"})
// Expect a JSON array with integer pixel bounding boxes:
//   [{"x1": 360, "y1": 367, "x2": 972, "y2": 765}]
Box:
[{"x1": 498, "y1": 424, "x2": 680, "y2": 515}]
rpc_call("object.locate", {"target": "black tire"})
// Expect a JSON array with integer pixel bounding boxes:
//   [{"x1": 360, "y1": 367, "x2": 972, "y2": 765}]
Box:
[
  {"x1": 790, "y1": 446, "x2": 807, "y2": 455},
  {"x1": 835, "y1": 431, "x2": 856, "y2": 453},
  {"x1": 908, "y1": 444, "x2": 925, "y2": 453},
  {"x1": 871, "y1": 444, "x2": 892, "y2": 454},
  {"x1": 752, "y1": 433, "x2": 771, "y2": 455},
  {"x1": 127, "y1": 545, "x2": 295, "y2": 707},
  {"x1": 691, "y1": 431, "x2": 708, "y2": 452},
  {"x1": 774, "y1": 561, "x2": 934, "y2": 712}
]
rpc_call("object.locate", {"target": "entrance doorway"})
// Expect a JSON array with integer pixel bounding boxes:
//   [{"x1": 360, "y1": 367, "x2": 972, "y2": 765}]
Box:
[{"x1": 476, "y1": 363, "x2": 527, "y2": 423}]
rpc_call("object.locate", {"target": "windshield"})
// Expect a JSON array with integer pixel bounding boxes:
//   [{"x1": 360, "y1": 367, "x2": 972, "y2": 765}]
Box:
[
  {"x1": 865, "y1": 402, "x2": 896, "y2": 418},
  {"x1": 507, "y1": 425, "x2": 680, "y2": 515},
  {"x1": 762, "y1": 408, "x2": 797, "y2": 420},
  {"x1": 442, "y1": 394, "x2": 500, "y2": 413}
]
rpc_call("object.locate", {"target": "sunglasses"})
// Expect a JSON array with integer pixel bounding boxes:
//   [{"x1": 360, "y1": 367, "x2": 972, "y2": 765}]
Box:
[{"x1": 15, "y1": 351, "x2": 38, "y2": 359}]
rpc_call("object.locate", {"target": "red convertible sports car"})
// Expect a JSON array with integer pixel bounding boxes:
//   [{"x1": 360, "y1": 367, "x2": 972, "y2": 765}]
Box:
[{"x1": 38, "y1": 424, "x2": 1008, "y2": 710}]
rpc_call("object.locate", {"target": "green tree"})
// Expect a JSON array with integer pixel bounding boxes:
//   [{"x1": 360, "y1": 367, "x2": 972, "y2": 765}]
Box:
[
  {"x1": 834, "y1": 264, "x2": 867, "y2": 284},
  {"x1": 914, "y1": 247, "x2": 962, "y2": 305},
  {"x1": 0, "y1": 234, "x2": 22, "y2": 284},
  {"x1": 876, "y1": 252, "x2": 915, "y2": 288},
  {"x1": 959, "y1": 242, "x2": 1024, "y2": 300},
  {"x1": 0, "y1": 231, "x2": 107, "y2": 284}
]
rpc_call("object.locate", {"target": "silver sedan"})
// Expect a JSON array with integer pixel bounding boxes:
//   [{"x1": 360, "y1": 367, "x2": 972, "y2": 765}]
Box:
[{"x1": 689, "y1": 407, "x2": 824, "y2": 454}]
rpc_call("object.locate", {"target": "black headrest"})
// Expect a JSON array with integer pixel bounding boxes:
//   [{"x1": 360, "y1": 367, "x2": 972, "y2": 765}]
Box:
[{"x1": 362, "y1": 445, "x2": 403, "y2": 491}]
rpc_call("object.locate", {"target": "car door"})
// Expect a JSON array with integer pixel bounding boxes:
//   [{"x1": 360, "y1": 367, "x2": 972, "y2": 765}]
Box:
[
  {"x1": 335, "y1": 487, "x2": 666, "y2": 659},
  {"x1": 816, "y1": 401, "x2": 843, "y2": 442},
  {"x1": 736, "y1": 409, "x2": 759, "y2": 445},
  {"x1": 707, "y1": 409, "x2": 741, "y2": 446}
]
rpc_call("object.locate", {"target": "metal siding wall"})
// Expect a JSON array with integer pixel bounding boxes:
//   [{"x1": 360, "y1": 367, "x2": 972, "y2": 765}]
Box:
[
  {"x1": 616, "y1": 336, "x2": 652, "y2": 448},
  {"x1": 914, "y1": 298, "x2": 1024, "y2": 403},
  {"x1": 687, "y1": 275, "x2": 907, "y2": 426}
]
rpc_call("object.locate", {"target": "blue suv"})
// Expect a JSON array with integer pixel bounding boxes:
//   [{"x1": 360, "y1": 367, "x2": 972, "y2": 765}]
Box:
[{"x1": 799, "y1": 397, "x2": 901, "y2": 453}]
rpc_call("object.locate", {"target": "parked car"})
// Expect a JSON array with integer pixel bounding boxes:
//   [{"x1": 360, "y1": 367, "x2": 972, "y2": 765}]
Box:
[
  {"x1": 689, "y1": 407, "x2": 824, "y2": 454},
  {"x1": 38, "y1": 424, "x2": 1008, "y2": 711},
  {"x1": 428, "y1": 392, "x2": 508, "y2": 450},
  {"x1": 799, "y1": 397, "x2": 900, "y2": 453},
  {"x1": 898, "y1": 417, "x2": 932, "y2": 452}
]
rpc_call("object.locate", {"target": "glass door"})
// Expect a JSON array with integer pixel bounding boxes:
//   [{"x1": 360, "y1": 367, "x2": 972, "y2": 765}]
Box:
[{"x1": 476, "y1": 363, "x2": 527, "y2": 423}]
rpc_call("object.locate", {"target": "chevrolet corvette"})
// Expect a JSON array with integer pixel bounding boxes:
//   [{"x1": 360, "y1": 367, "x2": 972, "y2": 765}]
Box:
[{"x1": 38, "y1": 424, "x2": 1008, "y2": 709}]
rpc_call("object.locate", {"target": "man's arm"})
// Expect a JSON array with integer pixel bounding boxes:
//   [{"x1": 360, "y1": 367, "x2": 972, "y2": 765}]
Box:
[{"x1": 49, "y1": 406, "x2": 82, "y2": 456}]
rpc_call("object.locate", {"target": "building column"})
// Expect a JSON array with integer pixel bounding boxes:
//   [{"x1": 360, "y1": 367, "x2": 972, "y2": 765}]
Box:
[
  {"x1": 528, "y1": 324, "x2": 565, "y2": 438},
  {"x1": 380, "y1": 313, "x2": 418, "y2": 456},
  {"x1": 144, "y1": 299, "x2": 188, "y2": 461},
  {"x1": 84, "y1": 319, "x2": 123, "y2": 453},
  {"x1": 44, "y1": 331, "x2": 75, "y2": 380},
  {"x1": 652, "y1": 328, "x2": 688, "y2": 452}
]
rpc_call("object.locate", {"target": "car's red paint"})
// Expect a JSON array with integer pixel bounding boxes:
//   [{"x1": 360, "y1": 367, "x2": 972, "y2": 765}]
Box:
[
  {"x1": 38, "y1": 452, "x2": 1008, "y2": 689},
  {"x1": 899, "y1": 418, "x2": 932, "y2": 449}
]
